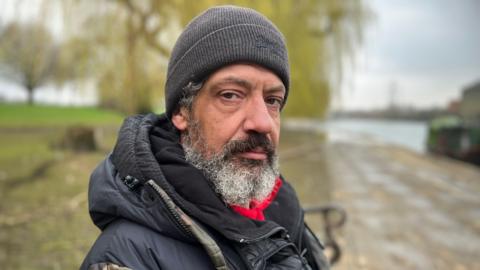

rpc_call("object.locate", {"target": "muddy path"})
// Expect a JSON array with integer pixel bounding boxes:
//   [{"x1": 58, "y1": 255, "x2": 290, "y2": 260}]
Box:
[{"x1": 307, "y1": 141, "x2": 480, "y2": 269}]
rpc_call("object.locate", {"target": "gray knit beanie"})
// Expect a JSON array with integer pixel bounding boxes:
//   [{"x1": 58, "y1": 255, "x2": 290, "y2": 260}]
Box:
[{"x1": 165, "y1": 5, "x2": 290, "y2": 118}]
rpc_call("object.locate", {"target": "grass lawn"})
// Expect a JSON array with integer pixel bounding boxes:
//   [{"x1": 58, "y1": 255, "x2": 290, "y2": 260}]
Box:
[{"x1": 0, "y1": 103, "x2": 124, "y2": 128}]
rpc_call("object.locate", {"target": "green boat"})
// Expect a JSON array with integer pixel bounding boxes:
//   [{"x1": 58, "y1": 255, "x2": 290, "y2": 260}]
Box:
[{"x1": 427, "y1": 115, "x2": 480, "y2": 165}]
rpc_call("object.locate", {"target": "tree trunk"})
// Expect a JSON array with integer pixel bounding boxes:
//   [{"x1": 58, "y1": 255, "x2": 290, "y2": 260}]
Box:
[{"x1": 27, "y1": 88, "x2": 34, "y2": 105}]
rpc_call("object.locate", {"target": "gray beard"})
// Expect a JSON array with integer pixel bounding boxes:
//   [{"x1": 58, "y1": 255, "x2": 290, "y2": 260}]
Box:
[{"x1": 181, "y1": 123, "x2": 279, "y2": 208}]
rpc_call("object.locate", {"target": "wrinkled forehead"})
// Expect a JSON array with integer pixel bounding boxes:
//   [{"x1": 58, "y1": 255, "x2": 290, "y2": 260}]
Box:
[{"x1": 197, "y1": 63, "x2": 286, "y2": 97}]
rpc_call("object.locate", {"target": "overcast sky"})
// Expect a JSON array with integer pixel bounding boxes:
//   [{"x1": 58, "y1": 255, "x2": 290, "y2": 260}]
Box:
[
  {"x1": 337, "y1": 0, "x2": 480, "y2": 110},
  {"x1": 1, "y1": 1, "x2": 479, "y2": 109}
]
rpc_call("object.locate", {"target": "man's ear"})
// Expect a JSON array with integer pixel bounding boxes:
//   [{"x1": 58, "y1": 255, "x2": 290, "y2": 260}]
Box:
[{"x1": 171, "y1": 108, "x2": 189, "y2": 131}]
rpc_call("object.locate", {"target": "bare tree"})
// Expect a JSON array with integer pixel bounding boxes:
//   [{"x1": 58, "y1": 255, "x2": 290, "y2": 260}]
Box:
[{"x1": 0, "y1": 22, "x2": 58, "y2": 105}]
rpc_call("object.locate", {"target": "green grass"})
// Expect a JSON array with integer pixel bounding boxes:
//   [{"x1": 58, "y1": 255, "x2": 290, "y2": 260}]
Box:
[
  {"x1": 0, "y1": 103, "x2": 124, "y2": 128},
  {"x1": 0, "y1": 103, "x2": 124, "y2": 269}
]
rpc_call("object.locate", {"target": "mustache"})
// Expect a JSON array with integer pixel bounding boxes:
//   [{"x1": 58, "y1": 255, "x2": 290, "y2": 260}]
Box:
[{"x1": 223, "y1": 133, "x2": 275, "y2": 158}]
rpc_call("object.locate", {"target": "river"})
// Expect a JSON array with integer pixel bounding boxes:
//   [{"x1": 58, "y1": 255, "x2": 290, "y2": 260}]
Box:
[{"x1": 284, "y1": 118, "x2": 429, "y2": 153}]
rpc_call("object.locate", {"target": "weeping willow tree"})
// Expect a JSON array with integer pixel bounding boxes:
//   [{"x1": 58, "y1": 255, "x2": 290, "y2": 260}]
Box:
[
  {"x1": 54, "y1": 0, "x2": 174, "y2": 114},
  {"x1": 56, "y1": 0, "x2": 370, "y2": 116}
]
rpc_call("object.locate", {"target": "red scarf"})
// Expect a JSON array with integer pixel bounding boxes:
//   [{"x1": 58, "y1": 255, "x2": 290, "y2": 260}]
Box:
[{"x1": 230, "y1": 178, "x2": 283, "y2": 221}]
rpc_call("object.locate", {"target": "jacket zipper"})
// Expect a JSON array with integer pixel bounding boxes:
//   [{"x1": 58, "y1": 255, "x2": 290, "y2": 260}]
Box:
[
  {"x1": 145, "y1": 180, "x2": 193, "y2": 237},
  {"x1": 146, "y1": 179, "x2": 229, "y2": 270},
  {"x1": 237, "y1": 226, "x2": 286, "y2": 244}
]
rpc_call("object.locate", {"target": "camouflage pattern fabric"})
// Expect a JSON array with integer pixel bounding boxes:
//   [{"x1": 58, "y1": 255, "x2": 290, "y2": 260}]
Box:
[{"x1": 88, "y1": 262, "x2": 132, "y2": 270}]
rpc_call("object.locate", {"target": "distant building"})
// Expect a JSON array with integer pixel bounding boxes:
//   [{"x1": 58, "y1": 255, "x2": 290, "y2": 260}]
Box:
[
  {"x1": 447, "y1": 99, "x2": 460, "y2": 114},
  {"x1": 459, "y1": 81, "x2": 480, "y2": 122}
]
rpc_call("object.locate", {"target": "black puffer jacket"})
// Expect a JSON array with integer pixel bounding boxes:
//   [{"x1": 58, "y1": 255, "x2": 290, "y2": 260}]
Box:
[{"x1": 81, "y1": 114, "x2": 329, "y2": 270}]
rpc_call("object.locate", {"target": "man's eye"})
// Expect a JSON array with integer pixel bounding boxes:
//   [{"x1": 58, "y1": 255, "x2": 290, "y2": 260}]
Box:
[
  {"x1": 220, "y1": 91, "x2": 241, "y2": 100},
  {"x1": 265, "y1": 97, "x2": 284, "y2": 107}
]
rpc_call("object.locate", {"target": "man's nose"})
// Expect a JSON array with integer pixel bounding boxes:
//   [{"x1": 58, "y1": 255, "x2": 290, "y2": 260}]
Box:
[{"x1": 243, "y1": 96, "x2": 274, "y2": 134}]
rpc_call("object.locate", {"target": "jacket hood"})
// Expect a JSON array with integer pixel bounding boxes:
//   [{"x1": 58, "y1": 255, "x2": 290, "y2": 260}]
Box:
[{"x1": 88, "y1": 113, "x2": 304, "y2": 244}]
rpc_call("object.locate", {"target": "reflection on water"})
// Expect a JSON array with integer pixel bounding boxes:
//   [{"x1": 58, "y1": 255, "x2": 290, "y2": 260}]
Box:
[
  {"x1": 279, "y1": 128, "x2": 331, "y2": 205},
  {"x1": 279, "y1": 128, "x2": 333, "y2": 242}
]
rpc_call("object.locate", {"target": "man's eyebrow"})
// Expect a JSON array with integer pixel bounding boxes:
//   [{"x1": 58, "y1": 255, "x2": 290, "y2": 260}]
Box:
[
  {"x1": 211, "y1": 76, "x2": 253, "y2": 90},
  {"x1": 212, "y1": 76, "x2": 285, "y2": 94},
  {"x1": 265, "y1": 84, "x2": 286, "y2": 96}
]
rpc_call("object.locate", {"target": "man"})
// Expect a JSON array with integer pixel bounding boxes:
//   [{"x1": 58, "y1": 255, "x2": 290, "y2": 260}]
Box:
[{"x1": 81, "y1": 5, "x2": 329, "y2": 270}]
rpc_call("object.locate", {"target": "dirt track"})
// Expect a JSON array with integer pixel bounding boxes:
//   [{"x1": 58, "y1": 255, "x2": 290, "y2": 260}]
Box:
[{"x1": 280, "y1": 127, "x2": 480, "y2": 270}]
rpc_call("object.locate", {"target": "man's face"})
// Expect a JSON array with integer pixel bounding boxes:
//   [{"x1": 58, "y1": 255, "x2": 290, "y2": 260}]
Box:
[{"x1": 172, "y1": 63, "x2": 285, "y2": 207}]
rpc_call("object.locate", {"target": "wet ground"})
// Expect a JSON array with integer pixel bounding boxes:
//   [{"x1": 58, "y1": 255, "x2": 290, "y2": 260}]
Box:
[{"x1": 280, "y1": 126, "x2": 480, "y2": 270}]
